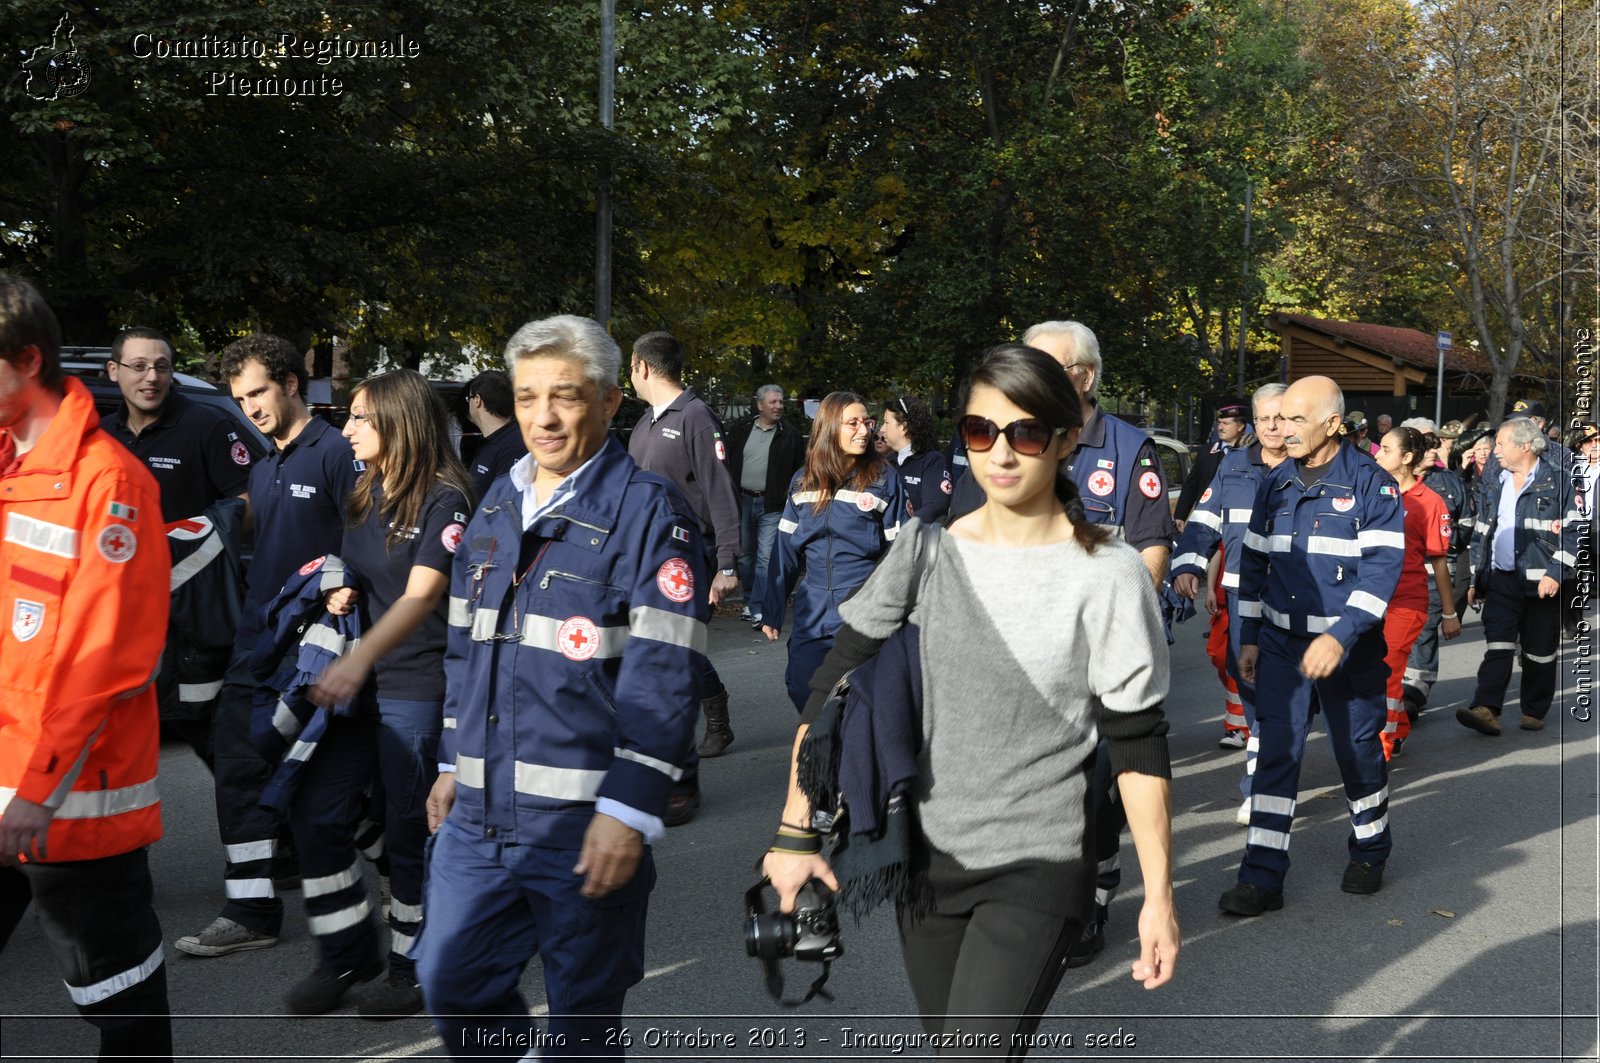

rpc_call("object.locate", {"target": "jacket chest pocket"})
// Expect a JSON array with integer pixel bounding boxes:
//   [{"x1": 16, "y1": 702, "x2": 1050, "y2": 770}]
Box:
[
  {"x1": 5, "y1": 557, "x2": 70, "y2": 679},
  {"x1": 535, "y1": 564, "x2": 628, "y2": 625},
  {"x1": 1081, "y1": 498, "x2": 1117, "y2": 526}
]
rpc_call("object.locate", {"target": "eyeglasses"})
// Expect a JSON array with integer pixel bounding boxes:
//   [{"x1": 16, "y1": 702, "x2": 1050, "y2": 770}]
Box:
[
  {"x1": 116, "y1": 360, "x2": 173, "y2": 376},
  {"x1": 842, "y1": 417, "x2": 877, "y2": 432},
  {"x1": 959, "y1": 415, "x2": 1066, "y2": 456},
  {"x1": 348, "y1": 411, "x2": 372, "y2": 424}
]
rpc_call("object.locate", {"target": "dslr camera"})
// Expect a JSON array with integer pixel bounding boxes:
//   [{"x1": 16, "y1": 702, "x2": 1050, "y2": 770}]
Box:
[{"x1": 744, "y1": 879, "x2": 843, "y2": 1004}]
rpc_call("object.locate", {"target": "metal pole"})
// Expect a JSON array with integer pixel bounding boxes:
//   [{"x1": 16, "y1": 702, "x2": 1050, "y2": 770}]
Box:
[
  {"x1": 594, "y1": 0, "x2": 615, "y2": 326},
  {"x1": 1237, "y1": 180, "x2": 1252, "y2": 390},
  {"x1": 1435, "y1": 347, "x2": 1445, "y2": 425}
]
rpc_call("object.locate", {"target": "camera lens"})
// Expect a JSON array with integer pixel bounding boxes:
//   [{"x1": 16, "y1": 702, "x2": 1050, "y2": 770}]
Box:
[{"x1": 744, "y1": 911, "x2": 798, "y2": 960}]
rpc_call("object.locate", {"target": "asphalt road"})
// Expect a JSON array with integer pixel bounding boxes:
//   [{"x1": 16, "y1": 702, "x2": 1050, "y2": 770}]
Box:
[{"x1": 2, "y1": 601, "x2": 1596, "y2": 1063}]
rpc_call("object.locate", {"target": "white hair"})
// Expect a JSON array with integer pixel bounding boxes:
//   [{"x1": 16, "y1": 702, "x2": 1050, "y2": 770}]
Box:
[
  {"x1": 1022, "y1": 320, "x2": 1102, "y2": 398},
  {"x1": 1400, "y1": 417, "x2": 1436, "y2": 433},
  {"x1": 503, "y1": 315, "x2": 621, "y2": 391},
  {"x1": 1500, "y1": 416, "x2": 1548, "y2": 453},
  {"x1": 1252, "y1": 382, "x2": 1287, "y2": 414}
]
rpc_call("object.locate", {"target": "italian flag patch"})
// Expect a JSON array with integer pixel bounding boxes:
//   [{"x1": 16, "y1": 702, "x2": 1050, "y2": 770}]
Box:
[{"x1": 108, "y1": 501, "x2": 139, "y2": 520}]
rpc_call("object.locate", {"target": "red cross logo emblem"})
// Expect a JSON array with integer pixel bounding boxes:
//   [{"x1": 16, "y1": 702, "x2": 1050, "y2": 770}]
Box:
[
  {"x1": 299, "y1": 556, "x2": 326, "y2": 576},
  {"x1": 857, "y1": 493, "x2": 878, "y2": 512},
  {"x1": 1087, "y1": 470, "x2": 1115, "y2": 497},
  {"x1": 231, "y1": 441, "x2": 250, "y2": 466},
  {"x1": 97, "y1": 524, "x2": 137, "y2": 563},
  {"x1": 1138, "y1": 470, "x2": 1163, "y2": 500},
  {"x1": 558, "y1": 616, "x2": 601, "y2": 661},
  {"x1": 440, "y1": 522, "x2": 464, "y2": 554},
  {"x1": 656, "y1": 558, "x2": 695, "y2": 603}
]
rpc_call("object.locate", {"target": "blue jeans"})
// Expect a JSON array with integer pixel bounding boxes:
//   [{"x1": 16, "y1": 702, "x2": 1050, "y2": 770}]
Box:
[{"x1": 737, "y1": 493, "x2": 780, "y2": 607}]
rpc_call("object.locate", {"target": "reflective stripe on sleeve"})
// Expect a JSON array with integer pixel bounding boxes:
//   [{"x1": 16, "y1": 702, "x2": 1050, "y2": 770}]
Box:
[
  {"x1": 1235, "y1": 600, "x2": 1263, "y2": 618},
  {"x1": 628, "y1": 606, "x2": 707, "y2": 654},
  {"x1": 1170, "y1": 552, "x2": 1206, "y2": 571},
  {"x1": 1226, "y1": 508, "x2": 1254, "y2": 524},
  {"x1": 613, "y1": 746, "x2": 684, "y2": 782},
  {"x1": 1188, "y1": 509, "x2": 1222, "y2": 531},
  {"x1": 1220, "y1": 570, "x2": 1241, "y2": 589},
  {"x1": 1347, "y1": 590, "x2": 1388, "y2": 618},
  {"x1": 778, "y1": 518, "x2": 798, "y2": 534},
  {"x1": 513, "y1": 762, "x2": 606, "y2": 802},
  {"x1": 179, "y1": 680, "x2": 224, "y2": 703},
  {"x1": 1357, "y1": 530, "x2": 1406, "y2": 551},
  {"x1": 0, "y1": 778, "x2": 161, "y2": 821},
  {"x1": 301, "y1": 625, "x2": 355, "y2": 655},
  {"x1": 169, "y1": 532, "x2": 226, "y2": 591}
]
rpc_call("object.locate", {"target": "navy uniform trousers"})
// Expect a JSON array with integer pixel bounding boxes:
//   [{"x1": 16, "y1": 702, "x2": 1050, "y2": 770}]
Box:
[
  {"x1": 415, "y1": 818, "x2": 654, "y2": 1061},
  {"x1": 1239, "y1": 626, "x2": 1392, "y2": 892},
  {"x1": 1471, "y1": 568, "x2": 1561, "y2": 721}
]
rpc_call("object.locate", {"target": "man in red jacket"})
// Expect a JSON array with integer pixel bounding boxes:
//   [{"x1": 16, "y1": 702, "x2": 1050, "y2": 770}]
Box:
[{"x1": 0, "y1": 275, "x2": 173, "y2": 1062}]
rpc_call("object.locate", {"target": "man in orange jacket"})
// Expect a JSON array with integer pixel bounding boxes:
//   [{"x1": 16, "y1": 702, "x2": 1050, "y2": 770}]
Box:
[{"x1": 0, "y1": 275, "x2": 173, "y2": 1062}]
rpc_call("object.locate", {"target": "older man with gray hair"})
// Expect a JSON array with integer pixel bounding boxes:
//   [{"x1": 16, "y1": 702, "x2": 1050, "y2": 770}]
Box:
[
  {"x1": 415, "y1": 315, "x2": 709, "y2": 1060},
  {"x1": 725, "y1": 384, "x2": 805, "y2": 633},
  {"x1": 1457, "y1": 416, "x2": 1580, "y2": 736}
]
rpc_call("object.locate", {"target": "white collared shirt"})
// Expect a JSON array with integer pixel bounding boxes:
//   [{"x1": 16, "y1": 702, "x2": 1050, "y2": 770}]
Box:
[{"x1": 511, "y1": 451, "x2": 601, "y2": 530}]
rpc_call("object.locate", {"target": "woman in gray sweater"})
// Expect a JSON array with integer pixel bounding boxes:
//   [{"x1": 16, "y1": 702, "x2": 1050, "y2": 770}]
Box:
[{"x1": 763, "y1": 344, "x2": 1179, "y2": 1055}]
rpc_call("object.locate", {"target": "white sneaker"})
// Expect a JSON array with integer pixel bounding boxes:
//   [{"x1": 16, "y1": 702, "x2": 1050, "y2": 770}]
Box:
[
  {"x1": 1218, "y1": 730, "x2": 1247, "y2": 750},
  {"x1": 1236, "y1": 799, "x2": 1252, "y2": 827}
]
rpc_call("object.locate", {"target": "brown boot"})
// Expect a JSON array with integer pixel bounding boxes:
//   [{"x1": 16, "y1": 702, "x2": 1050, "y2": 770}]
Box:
[
  {"x1": 697, "y1": 690, "x2": 734, "y2": 757},
  {"x1": 1455, "y1": 705, "x2": 1501, "y2": 736}
]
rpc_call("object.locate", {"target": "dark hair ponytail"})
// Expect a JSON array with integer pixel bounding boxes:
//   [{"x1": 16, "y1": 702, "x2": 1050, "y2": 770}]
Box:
[
  {"x1": 968, "y1": 342, "x2": 1112, "y2": 553},
  {"x1": 1387, "y1": 426, "x2": 1428, "y2": 472}
]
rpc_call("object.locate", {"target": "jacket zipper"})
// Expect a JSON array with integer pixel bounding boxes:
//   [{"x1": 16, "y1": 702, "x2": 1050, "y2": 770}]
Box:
[{"x1": 539, "y1": 569, "x2": 609, "y2": 590}]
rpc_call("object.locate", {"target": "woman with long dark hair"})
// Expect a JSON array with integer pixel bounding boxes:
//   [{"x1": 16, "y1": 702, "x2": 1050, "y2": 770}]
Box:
[
  {"x1": 880, "y1": 394, "x2": 952, "y2": 524},
  {"x1": 293, "y1": 368, "x2": 476, "y2": 1018},
  {"x1": 763, "y1": 345, "x2": 1178, "y2": 1055},
  {"x1": 756, "y1": 391, "x2": 908, "y2": 711},
  {"x1": 1373, "y1": 425, "x2": 1459, "y2": 758}
]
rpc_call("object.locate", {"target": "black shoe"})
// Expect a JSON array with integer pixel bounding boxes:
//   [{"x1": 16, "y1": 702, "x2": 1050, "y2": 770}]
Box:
[
  {"x1": 1340, "y1": 861, "x2": 1385, "y2": 895},
  {"x1": 285, "y1": 956, "x2": 384, "y2": 1015},
  {"x1": 663, "y1": 785, "x2": 701, "y2": 827},
  {"x1": 1402, "y1": 696, "x2": 1422, "y2": 724},
  {"x1": 1064, "y1": 906, "x2": 1107, "y2": 968},
  {"x1": 1218, "y1": 882, "x2": 1284, "y2": 917},
  {"x1": 358, "y1": 973, "x2": 424, "y2": 1020},
  {"x1": 1389, "y1": 737, "x2": 1405, "y2": 758}
]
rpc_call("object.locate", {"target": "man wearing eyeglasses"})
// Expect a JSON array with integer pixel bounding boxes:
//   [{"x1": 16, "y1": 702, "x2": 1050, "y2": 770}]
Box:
[{"x1": 102, "y1": 328, "x2": 260, "y2": 523}]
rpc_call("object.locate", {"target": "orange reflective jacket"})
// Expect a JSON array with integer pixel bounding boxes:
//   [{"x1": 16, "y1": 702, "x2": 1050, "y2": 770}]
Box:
[{"x1": 0, "y1": 377, "x2": 170, "y2": 861}]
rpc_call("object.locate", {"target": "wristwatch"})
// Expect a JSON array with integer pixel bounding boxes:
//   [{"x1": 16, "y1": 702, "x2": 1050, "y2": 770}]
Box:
[{"x1": 719, "y1": 568, "x2": 737, "y2": 577}]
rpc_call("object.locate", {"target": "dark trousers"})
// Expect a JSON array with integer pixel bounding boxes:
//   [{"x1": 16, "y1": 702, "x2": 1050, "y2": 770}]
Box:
[
  {"x1": 0, "y1": 849, "x2": 172, "y2": 1063},
  {"x1": 1085, "y1": 742, "x2": 1124, "y2": 911},
  {"x1": 1403, "y1": 578, "x2": 1445, "y2": 708},
  {"x1": 784, "y1": 633, "x2": 834, "y2": 713},
  {"x1": 414, "y1": 819, "x2": 654, "y2": 1061},
  {"x1": 1472, "y1": 569, "x2": 1561, "y2": 720},
  {"x1": 290, "y1": 715, "x2": 381, "y2": 974},
  {"x1": 897, "y1": 852, "x2": 1094, "y2": 1058},
  {"x1": 1239, "y1": 626, "x2": 1391, "y2": 893},
  {"x1": 212, "y1": 649, "x2": 286, "y2": 934}
]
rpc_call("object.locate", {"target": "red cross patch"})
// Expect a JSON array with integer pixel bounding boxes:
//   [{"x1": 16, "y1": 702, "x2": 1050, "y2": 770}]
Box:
[
  {"x1": 441, "y1": 522, "x2": 464, "y2": 554},
  {"x1": 231, "y1": 441, "x2": 250, "y2": 466},
  {"x1": 1200, "y1": 487, "x2": 1213, "y2": 505},
  {"x1": 940, "y1": 476, "x2": 952, "y2": 495},
  {"x1": 558, "y1": 616, "x2": 601, "y2": 661},
  {"x1": 1552, "y1": 520, "x2": 1561, "y2": 534},
  {"x1": 1332, "y1": 496, "x2": 1355, "y2": 512},
  {"x1": 1138, "y1": 470, "x2": 1162, "y2": 500},
  {"x1": 1087, "y1": 470, "x2": 1115, "y2": 497},
  {"x1": 97, "y1": 524, "x2": 137, "y2": 563},
  {"x1": 656, "y1": 557, "x2": 695, "y2": 603},
  {"x1": 299, "y1": 556, "x2": 326, "y2": 576},
  {"x1": 714, "y1": 438, "x2": 727, "y2": 461},
  {"x1": 857, "y1": 493, "x2": 878, "y2": 512}
]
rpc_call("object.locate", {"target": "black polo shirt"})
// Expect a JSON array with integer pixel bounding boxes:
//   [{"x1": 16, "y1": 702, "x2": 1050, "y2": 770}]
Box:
[
  {"x1": 241, "y1": 416, "x2": 361, "y2": 647},
  {"x1": 102, "y1": 394, "x2": 261, "y2": 522},
  {"x1": 469, "y1": 420, "x2": 525, "y2": 501},
  {"x1": 341, "y1": 482, "x2": 471, "y2": 700},
  {"x1": 627, "y1": 386, "x2": 741, "y2": 569}
]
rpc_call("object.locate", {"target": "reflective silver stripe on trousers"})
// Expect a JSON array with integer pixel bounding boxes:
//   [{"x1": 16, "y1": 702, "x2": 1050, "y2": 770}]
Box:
[
  {"x1": 1349, "y1": 786, "x2": 1389, "y2": 813},
  {"x1": 1252, "y1": 794, "x2": 1296, "y2": 817},
  {"x1": 0, "y1": 779, "x2": 160, "y2": 820},
  {"x1": 303, "y1": 863, "x2": 362, "y2": 898},
  {"x1": 1523, "y1": 650, "x2": 1557, "y2": 664},
  {"x1": 1353, "y1": 816, "x2": 1389, "y2": 840},
  {"x1": 629, "y1": 606, "x2": 707, "y2": 654},
  {"x1": 613, "y1": 746, "x2": 684, "y2": 782},
  {"x1": 1485, "y1": 641, "x2": 1518, "y2": 652},
  {"x1": 309, "y1": 899, "x2": 371, "y2": 937},
  {"x1": 226, "y1": 840, "x2": 277, "y2": 864},
  {"x1": 448, "y1": 596, "x2": 471, "y2": 627},
  {"x1": 455, "y1": 755, "x2": 486, "y2": 788},
  {"x1": 225, "y1": 878, "x2": 273, "y2": 899},
  {"x1": 1247, "y1": 827, "x2": 1291, "y2": 851},
  {"x1": 179, "y1": 680, "x2": 224, "y2": 703},
  {"x1": 65, "y1": 943, "x2": 164, "y2": 1007},
  {"x1": 390, "y1": 931, "x2": 417, "y2": 956},
  {"x1": 389, "y1": 899, "x2": 423, "y2": 923}
]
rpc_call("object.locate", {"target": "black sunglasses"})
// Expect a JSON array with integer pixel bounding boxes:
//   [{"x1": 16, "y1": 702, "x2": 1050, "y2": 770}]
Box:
[{"x1": 959, "y1": 415, "x2": 1066, "y2": 456}]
